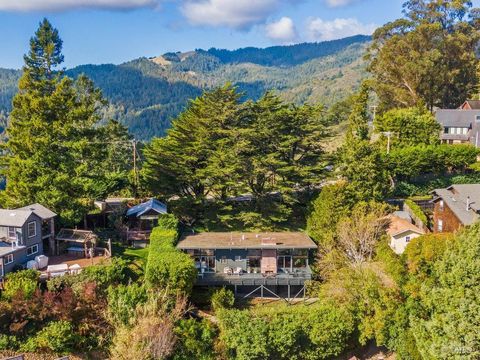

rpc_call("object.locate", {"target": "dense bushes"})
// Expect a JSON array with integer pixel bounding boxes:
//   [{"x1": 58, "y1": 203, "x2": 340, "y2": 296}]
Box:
[
  {"x1": 107, "y1": 283, "x2": 148, "y2": 326},
  {"x1": 217, "y1": 301, "x2": 355, "y2": 360},
  {"x1": 211, "y1": 288, "x2": 235, "y2": 312},
  {"x1": 22, "y1": 321, "x2": 77, "y2": 354},
  {"x1": 404, "y1": 199, "x2": 428, "y2": 226},
  {"x1": 386, "y1": 144, "x2": 479, "y2": 181},
  {"x1": 144, "y1": 217, "x2": 197, "y2": 294},
  {"x1": 1, "y1": 269, "x2": 39, "y2": 300},
  {"x1": 393, "y1": 172, "x2": 480, "y2": 197}
]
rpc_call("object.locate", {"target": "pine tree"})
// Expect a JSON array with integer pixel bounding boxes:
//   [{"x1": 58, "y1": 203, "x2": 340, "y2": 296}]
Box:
[{"x1": 1, "y1": 19, "x2": 130, "y2": 225}]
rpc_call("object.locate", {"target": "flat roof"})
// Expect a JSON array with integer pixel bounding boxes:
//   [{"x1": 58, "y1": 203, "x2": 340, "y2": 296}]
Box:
[
  {"x1": 0, "y1": 242, "x2": 23, "y2": 257},
  {"x1": 177, "y1": 232, "x2": 317, "y2": 250}
]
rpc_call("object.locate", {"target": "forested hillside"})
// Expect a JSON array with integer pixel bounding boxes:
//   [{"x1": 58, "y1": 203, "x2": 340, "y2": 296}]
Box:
[{"x1": 0, "y1": 35, "x2": 370, "y2": 140}]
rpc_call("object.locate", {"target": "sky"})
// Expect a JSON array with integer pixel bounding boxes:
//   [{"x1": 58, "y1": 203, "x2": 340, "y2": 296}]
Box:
[{"x1": 0, "y1": 0, "x2": 436, "y2": 69}]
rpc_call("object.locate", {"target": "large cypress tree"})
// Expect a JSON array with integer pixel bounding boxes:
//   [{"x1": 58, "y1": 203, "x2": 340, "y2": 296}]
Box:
[{"x1": 1, "y1": 19, "x2": 130, "y2": 225}]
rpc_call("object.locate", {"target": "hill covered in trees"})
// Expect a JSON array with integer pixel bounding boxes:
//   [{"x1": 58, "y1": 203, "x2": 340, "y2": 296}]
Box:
[{"x1": 0, "y1": 35, "x2": 370, "y2": 140}]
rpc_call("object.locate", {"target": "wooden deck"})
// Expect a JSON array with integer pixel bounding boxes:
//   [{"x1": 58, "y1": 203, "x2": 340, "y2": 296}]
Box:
[{"x1": 43, "y1": 254, "x2": 109, "y2": 269}]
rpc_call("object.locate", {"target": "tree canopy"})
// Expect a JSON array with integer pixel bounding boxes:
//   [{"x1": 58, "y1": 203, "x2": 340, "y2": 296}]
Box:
[
  {"x1": 368, "y1": 0, "x2": 480, "y2": 110},
  {"x1": 1, "y1": 19, "x2": 132, "y2": 225},
  {"x1": 142, "y1": 84, "x2": 328, "y2": 228}
]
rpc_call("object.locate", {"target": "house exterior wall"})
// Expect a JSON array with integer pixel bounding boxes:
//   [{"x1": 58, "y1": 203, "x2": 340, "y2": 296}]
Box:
[
  {"x1": 0, "y1": 213, "x2": 44, "y2": 278},
  {"x1": 214, "y1": 249, "x2": 248, "y2": 273},
  {"x1": 433, "y1": 201, "x2": 463, "y2": 233},
  {"x1": 390, "y1": 230, "x2": 422, "y2": 255}
]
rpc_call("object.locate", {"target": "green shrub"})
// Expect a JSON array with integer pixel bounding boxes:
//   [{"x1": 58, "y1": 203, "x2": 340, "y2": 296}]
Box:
[
  {"x1": 157, "y1": 213, "x2": 179, "y2": 231},
  {"x1": 149, "y1": 228, "x2": 178, "y2": 252},
  {"x1": 2, "y1": 269, "x2": 39, "y2": 300},
  {"x1": 46, "y1": 257, "x2": 129, "y2": 293},
  {"x1": 217, "y1": 301, "x2": 355, "y2": 360},
  {"x1": 145, "y1": 250, "x2": 197, "y2": 294},
  {"x1": 404, "y1": 199, "x2": 428, "y2": 225},
  {"x1": 21, "y1": 321, "x2": 78, "y2": 354},
  {"x1": 211, "y1": 288, "x2": 235, "y2": 312},
  {"x1": 145, "y1": 226, "x2": 196, "y2": 294},
  {"x1": 107, "y1": 283, "x2": 148, "y2": 326},
  {"x1": 173, "y1": 318, "x2": 218, "y2": 360},
  {"x1": 394, "y1": 172, "x2": 480, "y2": 197},
  {"x1": 386, "y1": 144, "x2": 479, "y2": 181},
  {"x1": 0, "y1": 334, "x2": 18, "y2": 350}
]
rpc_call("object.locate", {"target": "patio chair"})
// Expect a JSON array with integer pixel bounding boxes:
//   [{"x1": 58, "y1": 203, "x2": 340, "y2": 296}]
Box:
[
  {"x1": 223, "y1": 267, "x2": 233, "y2": 275},
  {"x1": 234, "y1": 267, "x2": 243, "y2": 276}
]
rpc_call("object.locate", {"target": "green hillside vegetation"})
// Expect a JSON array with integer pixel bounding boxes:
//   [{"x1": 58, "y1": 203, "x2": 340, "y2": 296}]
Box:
[{"x1": 0, "y1": 36, "x2": 369, "y2": 140}]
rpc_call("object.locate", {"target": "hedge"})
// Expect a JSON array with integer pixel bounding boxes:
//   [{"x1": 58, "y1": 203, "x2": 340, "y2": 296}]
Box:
[
  {"x1": 217, "y1": 301, "x2": 355, "y2": 360},
  {"x1": 404, "y1": 199, "x2": 428, "y2": 226},
  {"x1": 386, "y1": 144, "x2": 479, "y2": 181},
  {"x1": 144, "y1": 219, "x2": 196, "y2": 295}
]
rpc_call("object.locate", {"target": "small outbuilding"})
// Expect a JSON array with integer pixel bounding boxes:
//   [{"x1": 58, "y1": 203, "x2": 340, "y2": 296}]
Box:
[
  {"x1": 387, "y1": 215, "x2": 424, "y2": 255},
  {"x1": 125, "y1": 198, "x2": 168, "y2": 247}
]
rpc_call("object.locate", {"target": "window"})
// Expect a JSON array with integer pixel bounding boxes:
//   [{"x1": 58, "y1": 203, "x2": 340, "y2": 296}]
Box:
[
  {"x1": 438, "y1": 219, "x2": 444, "y2": 232},
  {"x1": 27, "y1": 221, "x2": 36, "y2": 238},
  {"x1": 444, "y1": 127, "x2": 449, "y2": 134},
  {"x1": 439, "y1": 200, "x2": 444, "y2": 211},
  {"x1": 8, "y1": 227, "x2": 16, "y2": 239},
  {"x1": 27, "y1": 244, "x2": 38, "y2": 256},
  {"x1": 4, "y1": 254, "x2": 13, "y2": 265},
  {"x1": 220, "y1": 256, "x2": 227, "y2": 264},
  {"x1": 405, "y1": 236, "x2": 411, "y2": 243},
  {"x1": 463, "y1": 127, "x2": 469, "y2": 135},
  {"x1": 476, "y1": 115, "x2": 480, "y2": 122}
]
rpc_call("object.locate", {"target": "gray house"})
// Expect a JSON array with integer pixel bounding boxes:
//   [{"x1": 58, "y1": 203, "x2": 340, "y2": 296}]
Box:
[
  {"x1": 435, "y1": 109, "x2": 480, "y2": 147},
  {"x1": 0, "y1": 204, "x2": 56, "y2": 279},
  {"x1": 177, "y1": 232, "x2": 317, "y2": 299}
]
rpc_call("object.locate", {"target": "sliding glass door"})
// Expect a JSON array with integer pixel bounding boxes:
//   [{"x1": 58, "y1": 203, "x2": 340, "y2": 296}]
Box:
[{"x1": 277, "y1": 255, "x2": 293, "y2": 272}]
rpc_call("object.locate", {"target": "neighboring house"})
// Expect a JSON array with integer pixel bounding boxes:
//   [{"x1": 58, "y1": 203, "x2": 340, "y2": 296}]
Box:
[
  {"x1": 177, "y1": 232, "x2": 317, "y2": 299},
  {"x1": 0, "y1": 204, "x2": 56, "y2": 279},
  {"x1": 435, "y1": 101, "x2": 480, "y2": 147},
  {"x1": 459, "y1": 100, "x2": 480, "y2": 110},
  {"x1": 431, "y1": 184, "x2": 480, "y2": 233},
  {"x1": 387, "y1": 215, "x2": 424, "y2": 255},
  {"x1": 126, "y1": 198, "x2": 168, "y2": 247}
]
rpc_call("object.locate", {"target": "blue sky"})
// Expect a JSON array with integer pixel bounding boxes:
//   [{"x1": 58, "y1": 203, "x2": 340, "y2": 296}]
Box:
[{"x1": 0, "y1": 0, "x2": 447, "y2": 69}]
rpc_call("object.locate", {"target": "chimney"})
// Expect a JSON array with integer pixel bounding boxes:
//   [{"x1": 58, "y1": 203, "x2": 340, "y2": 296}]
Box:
[{"x1": 467, "y1": 196, "x2": 471, "y2": 211}]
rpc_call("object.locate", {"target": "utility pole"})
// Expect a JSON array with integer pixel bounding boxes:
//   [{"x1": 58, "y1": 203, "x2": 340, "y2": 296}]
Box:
[
  {"x1": 382, "y1": 131, "x2": 393, "y2": 154},
  {"x1": 132, "y1": 139, "x2": 138, "y2": 197}
]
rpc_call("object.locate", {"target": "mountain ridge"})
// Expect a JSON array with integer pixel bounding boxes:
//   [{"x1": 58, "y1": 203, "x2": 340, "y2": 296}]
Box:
[{"x1": 0, "y1": 35, "x2": 371, "y2": 140}]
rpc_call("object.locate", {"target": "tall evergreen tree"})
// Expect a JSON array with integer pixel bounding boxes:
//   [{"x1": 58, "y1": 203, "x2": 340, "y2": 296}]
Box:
[
  {"x1": 142, "y1": 86, "x2": 329, "y2": 228},
  {"x1": 1, "y1": 19, "x2": 131, "y2": 225},
  {"x1": 338, "y1": 84, "x2": 390, "y2": 201}
]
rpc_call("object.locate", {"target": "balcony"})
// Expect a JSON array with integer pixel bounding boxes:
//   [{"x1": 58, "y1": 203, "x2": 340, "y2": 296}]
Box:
[{"x1": 195, "y1": 267, "x2": 313, "y2": 286}]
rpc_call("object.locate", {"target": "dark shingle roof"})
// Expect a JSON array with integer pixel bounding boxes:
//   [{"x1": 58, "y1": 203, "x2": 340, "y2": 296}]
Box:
[
  {"x1": 435, "y1": 110, "x2": 479, "y2": 127},
  {"x1": 432, "y1": 184, "x2": 480, "y2": 225},
  {"x1": 17, "y1": 203, "x2": 56, "y2": 219}
]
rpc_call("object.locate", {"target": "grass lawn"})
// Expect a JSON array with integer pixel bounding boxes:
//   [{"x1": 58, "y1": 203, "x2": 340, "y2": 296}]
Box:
[{"x1": 112, "y1": 242, "x2": 149, "y2": 278}]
